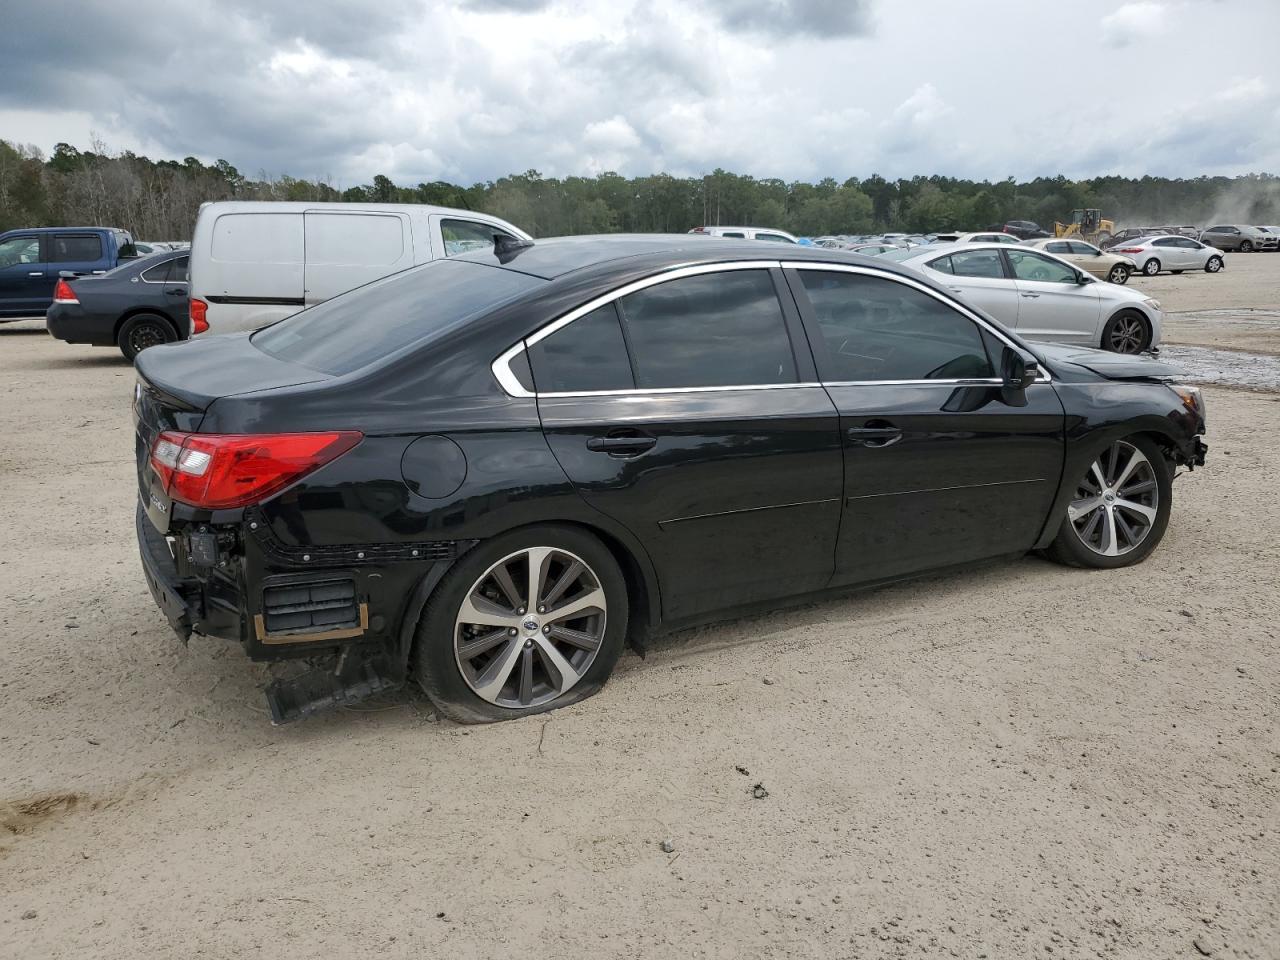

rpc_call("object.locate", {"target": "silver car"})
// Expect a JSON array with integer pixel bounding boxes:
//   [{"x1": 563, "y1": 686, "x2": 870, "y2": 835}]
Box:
[
  {"x1": 1108, "y1": 235, "x2": 1226, "y2": 276},
  {"x1": 882, "y1": 242, "x2": 1164, "y2": 354},
  {"x1": 1198, "y1": 224, "x2": 1269, "y2": 252}
]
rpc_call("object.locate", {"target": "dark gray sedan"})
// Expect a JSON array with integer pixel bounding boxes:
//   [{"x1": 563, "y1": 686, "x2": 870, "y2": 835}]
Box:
[{"x1": 46, "y1": 251, "x2": 190, "y2": 360}]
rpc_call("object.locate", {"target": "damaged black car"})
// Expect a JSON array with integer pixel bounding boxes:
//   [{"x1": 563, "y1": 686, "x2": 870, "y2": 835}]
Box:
[{"x1": 133, "y1": 235, "x2": 1207, "y2": 723}]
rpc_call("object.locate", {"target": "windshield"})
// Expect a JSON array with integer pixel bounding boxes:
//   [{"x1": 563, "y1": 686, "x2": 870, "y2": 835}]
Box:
[{"x1": 253, "y1": 259, "x2": 541, "y2": 376}]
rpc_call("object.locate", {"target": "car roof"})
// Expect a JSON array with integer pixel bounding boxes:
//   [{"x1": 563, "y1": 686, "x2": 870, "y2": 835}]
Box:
[
  {"x1": 6, "y1": 226, "x2": 126, "y2": 234},
  {"x1": 453, "y1": 233, "x2": 901, "y2": 281}
]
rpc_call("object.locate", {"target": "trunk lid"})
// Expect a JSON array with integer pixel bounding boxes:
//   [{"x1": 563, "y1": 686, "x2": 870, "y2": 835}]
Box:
[{"x1": 132, "y1": 334, "x2": 330, "y2": 531}]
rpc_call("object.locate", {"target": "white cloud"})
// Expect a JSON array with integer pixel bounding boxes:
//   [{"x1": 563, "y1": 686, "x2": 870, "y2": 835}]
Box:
[{"x1": 1100, "y1": 2, "x2": 1167, "y2": 48}]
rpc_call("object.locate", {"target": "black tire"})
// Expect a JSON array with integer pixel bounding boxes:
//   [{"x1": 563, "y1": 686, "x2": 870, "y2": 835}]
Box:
[
  {"x1": 1205, "y1": 255, "x2": 1223, "y2": 273},
  {"x1": 1107, "y1": 263, "x2": 1131, "y2": 284},
  {"x1": 412, "y1": 524, "x2": 629, "y2": 724},
  {"x1": 118, "y1": 313, "x2": 177, "y2": 361},
  {"x1": 1141, "y1": 258, "x2": 1161, "y2": 276},
  {"x1": 1101, "y1": 310, "x2": 1151, "y2": 354},
  {"x1": 1240, "y1": 240, "x2": 1254, "y2": 253},
  {"x1": 1045, "y1": 435, "x2": 1172, "y2": 570}
]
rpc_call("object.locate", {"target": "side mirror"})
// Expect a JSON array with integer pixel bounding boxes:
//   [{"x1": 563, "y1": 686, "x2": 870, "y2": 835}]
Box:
[
  {"x1": 1000, "y1": 346, "x2": 1039, "y2": 407},
  {"x1": 1076, "y1": 272, "x2": 1094, "y2": 284}
]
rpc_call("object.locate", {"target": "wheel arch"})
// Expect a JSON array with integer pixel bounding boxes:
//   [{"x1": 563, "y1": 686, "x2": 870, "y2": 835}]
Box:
[{"x1": 113, "y1": 307, "x2": 181, "y2": 342}]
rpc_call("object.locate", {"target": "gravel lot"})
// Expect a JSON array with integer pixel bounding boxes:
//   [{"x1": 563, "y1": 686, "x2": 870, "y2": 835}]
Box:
[{"x1": 2, "y1": 256, "x2": 1278, "y2": 959}]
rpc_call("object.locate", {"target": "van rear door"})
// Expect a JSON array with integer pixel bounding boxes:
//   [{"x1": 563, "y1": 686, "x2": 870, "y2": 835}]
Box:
[{"x1": 303, "y1": 211, "x2": 414, "y2": 306}]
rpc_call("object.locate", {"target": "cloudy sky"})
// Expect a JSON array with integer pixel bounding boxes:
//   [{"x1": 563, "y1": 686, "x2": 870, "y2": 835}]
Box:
[{"x1": 2, "y1": 0, "x2": 1276, "y2": 186}]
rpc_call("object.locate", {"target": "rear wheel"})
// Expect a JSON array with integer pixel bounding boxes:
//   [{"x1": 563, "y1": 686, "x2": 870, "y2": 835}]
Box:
[
  {"x1": 1045, "y1": 436, "x2": 1172, "y2": 569},
  {"x1": 1205, "y1": 255, "x2": 1223, "y2": 273},
  {"x1": 1142, "y1": 258, "x2": 1161, "y2": 276},
  {"x1": 413, "y1": 524, "x2": 629, "y2": 723},
  {"x1": 1101, "y1": 310, "x2": 1150, "y2": 354},
  {"x1": 118, "y1": 313, "x2": 177, "y2": 361},
  {"x1": 1106, "y1": 263, "x2": 1131, "y2": 284}
]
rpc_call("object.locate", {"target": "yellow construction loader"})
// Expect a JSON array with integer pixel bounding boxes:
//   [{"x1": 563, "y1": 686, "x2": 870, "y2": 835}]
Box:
[{"x1": 1055, "y1": 208, "x2": 1115, "y2": 246}]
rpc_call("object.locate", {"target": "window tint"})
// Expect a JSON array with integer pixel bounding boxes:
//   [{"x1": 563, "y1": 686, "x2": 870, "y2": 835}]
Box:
[
  {"x1": 798, "y1": 271, "x2": 993, "y2": 382},
  {"x1": 1178, "y1": 238, "x2": 1201, "y2": 249},
  {"x1": 618, "y1": 270, "x2": 796, "y2": 388},
  {"x1": 170, "y1": 255, "x2": 189, "y2": 281},
  {"x1": 0, "y1": 236, "x2": 40, "y2": 267},
  {"x1": 1006, "y1": 249, "x2": 1077, "y2": 283},
  {"x1": 441, "y1": 219, "x2": 516, "y2": 256},
  {"x1": 720, "y1": 231, "x2": 746, "y2": 238},
  {"x1": 754, "y1": 233, "x2": 794, "y2": 243},
  {"x1": 50, "y1": 234, "x2": 103, "y2": 262},
  {"x1": 928, "y1": 255, "x2": 955, "y2": 274},
  {"x1": 141, "y1": 259, "x2": 173, "y2": 282},
  {"x1": 1152, "y1": 237, "x2": 1177, "y2": 247},
  {"x1": 947, "y1": 249, "x2": 1006, "y2": 279},
  {"x1": 1067, "y1": 241, "x2": 1098, "y2": 255},
  {"x1": 528, "y1": 303, "x2": 634, "y2": 393},
  {"x1": 1044, "y1": 241, "x2": 1071, "y2": 254},
  {"x1": 253, "y1": 259, "x2": 540, "y2": 376}
]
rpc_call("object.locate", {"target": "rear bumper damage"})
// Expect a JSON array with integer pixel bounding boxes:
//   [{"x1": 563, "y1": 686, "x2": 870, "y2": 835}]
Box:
[{"x1": 135, "y1": 499, "x2": 470, "y2": 723}]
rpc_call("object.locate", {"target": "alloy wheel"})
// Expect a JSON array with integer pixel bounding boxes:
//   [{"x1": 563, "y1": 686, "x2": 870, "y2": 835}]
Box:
[
  {"x1": 1107, "y1": 264, "x2": 1129, "y2": 284},
  {"x1": 1107, "y1": 314, "x2": 1146, "y2": 354},
  {"x1": 453, "y1": 546, "x2": 606, "y2": 708},
  {"x1": 1207, "y1": 257, "x2": 1222, "y2": 273},
  {"x1": 1068, "y1": 441, "x2": 1159, "y2": 557}
]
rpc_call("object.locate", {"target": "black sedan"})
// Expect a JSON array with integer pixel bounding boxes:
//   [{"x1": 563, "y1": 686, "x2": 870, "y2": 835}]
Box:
[
  {"x1": 132, "y1": 235, "x2": 1207, "y2": 724},
  {"x1": 47, "y1": 251, "x2": 191, "y2": 360}
]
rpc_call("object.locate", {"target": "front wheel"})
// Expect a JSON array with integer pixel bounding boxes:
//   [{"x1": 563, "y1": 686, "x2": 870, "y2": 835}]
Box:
[
  {"x1": 1107, "y1": 263, "x2": 1131, "y2": 284},
  {"x1": 1102, "y1": 310, "x2": 1151, "y2": 354},
  {"x1": 1240, "y1": 240, "x2": 1254, "y2": 253},
  {"x1": 1205, "y1": 255, "x2": 1223, "y2": 273},
  {"x1": 118, "y1": 313, "x2": 177, "y2": 361},
  {"x1": 1045, "y1": 436, "x2": 1172, "y2": 569},
  {"x1": 412, "y1": 524, "x2": 629, "y2": 723},
  {"x1": 1142, "y1": 258, "x2": 1161, "y2": 276}
]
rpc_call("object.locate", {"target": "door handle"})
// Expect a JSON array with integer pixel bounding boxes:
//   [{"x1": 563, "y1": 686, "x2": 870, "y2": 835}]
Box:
[
  {"x1": 847, "y1": 425, "x2": 903, "y2": 448},
  {"x1": 586, "y1": 433, "x2": 657, "y2": 455},
  {"x1": 165, "y1": 288, "x2": 185, "y2": 296},
  {"x1": 1020, "y1": 292, "x2": 1040, "y2": 298},
  {"x1": 28, "y1": 271, "x2": 43, "y2": 277}
]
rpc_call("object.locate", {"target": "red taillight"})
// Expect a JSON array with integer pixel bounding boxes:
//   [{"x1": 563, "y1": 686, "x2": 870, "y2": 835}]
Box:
[
  {"x1": 1114, "y1": 247, "x2": 1144, "y2": 254},
  {"x1": 149, "y1": 431, "x2": 362, "y2": 509},
  {"x1": 189, "y1": 298, "x2": 209, "y2": 334},
  {"x1": 53, "y1": 279, "x2": 78, "y2": 304}
]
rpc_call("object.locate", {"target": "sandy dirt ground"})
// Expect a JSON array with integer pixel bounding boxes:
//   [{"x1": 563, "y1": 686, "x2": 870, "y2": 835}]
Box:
[
  {"x1": 2, "y1": 261, "x2": 1279, "y2": 959},
  {"x1": 1133, "y1": 252, "x2": 1280, "y2": 354}
]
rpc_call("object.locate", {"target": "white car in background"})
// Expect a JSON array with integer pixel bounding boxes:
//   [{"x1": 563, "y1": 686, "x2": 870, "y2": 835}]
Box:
[
  {"x1": 1108, "y1": 235, "x2": 1226, "y2": 277},
  {"x1": 881, "y1": 242, "x2": 1164, "y2": 354},
  {"x1": 686, "y1": 226, "x2": 798, "y2": 243}
]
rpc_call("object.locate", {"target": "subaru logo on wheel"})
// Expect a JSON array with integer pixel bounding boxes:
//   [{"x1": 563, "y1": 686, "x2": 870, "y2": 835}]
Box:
[{"x1": 523, "y1": 618, "x2": 539, "y2": 632}]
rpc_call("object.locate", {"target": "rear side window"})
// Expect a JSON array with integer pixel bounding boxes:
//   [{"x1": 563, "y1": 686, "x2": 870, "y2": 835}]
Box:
[
  {"x1": 797, "y1": 271, "x2": 993, "y2": 382},
  {"x1": 50, "y1": 234, "x2": 103, "y2": 262},
  {"x1": 253, "y1": 259, "x2": 540, "y2": 375},
  {"x1": 1044, "y1": 241, "x2": 1071, "y2": 254},
  {"x1": 442, "y1": 219, "x2": 516, "y2": 256},
  {"x1": 947, "y1": 249, "x2": 1006, "y2": 278},
  {"x1": 720, "y1": 231, "x2": 746, "y2": 238},
  {"x1": 212, "y1": 214, "x2": 303, "y2": 264},
  {"x1": 305, "y1": 213, "x2": 404, "y2": 266},
  {"x1": 618, "y1": 270, "x2": 797, "y2": 388},
  {"x1": 141, "y1": 260, "x2": 173, "y2": 282},
  {"x1": 529, "y1": 303, "x2": 634, "y2": 393}
]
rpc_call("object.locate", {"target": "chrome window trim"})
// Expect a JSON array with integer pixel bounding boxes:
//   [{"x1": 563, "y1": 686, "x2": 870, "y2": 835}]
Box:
[
  {"x1": 139, "y1": 256, "x2": 187, "y2": 285},
  {"x1": 781, "y1": 261, "x2": 1053, "y2": 384},
  {"x1": 490, "y1": 258, "x2": 1053, "y2": 398}
]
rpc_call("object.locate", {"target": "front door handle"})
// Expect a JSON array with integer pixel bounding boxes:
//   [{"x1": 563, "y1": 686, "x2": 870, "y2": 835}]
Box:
[
  {"x1": 28, "y1": 271, "x2": 43, "y2": 277},
  {"x1": 1020, "y1": 292, "x2": 1040, "y2": 298},
  {"x1": 586, "y1": 433, "x2": 657, "y2": 455},
  {"x1": 847, "y1": 424, "x2": 903, "y2": 448}
]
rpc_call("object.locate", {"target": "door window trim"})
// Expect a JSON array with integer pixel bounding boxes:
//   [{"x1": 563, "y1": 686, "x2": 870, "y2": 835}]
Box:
[{"x1": 491, "y1": 259, "x2": 1050, "y2": 398}]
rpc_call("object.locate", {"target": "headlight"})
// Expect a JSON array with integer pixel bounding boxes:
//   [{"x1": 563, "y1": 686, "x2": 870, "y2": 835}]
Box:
[
  {"x1": 1143, "y1": 297, "x2": 1162, "y2": 311},
  {"x1": 1169, "y1": 383, "x2": 1205, "y2": 423}
]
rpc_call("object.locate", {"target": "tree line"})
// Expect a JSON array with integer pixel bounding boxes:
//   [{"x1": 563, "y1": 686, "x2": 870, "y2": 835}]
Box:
[{"x1": 2, "y1": 138, "x2": 1277, "y2": 241}]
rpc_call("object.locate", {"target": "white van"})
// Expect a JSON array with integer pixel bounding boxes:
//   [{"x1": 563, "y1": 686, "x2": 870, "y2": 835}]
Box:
[
  {"x1": 188, "y1": 202, "x2": 531, "y2": 335},
  {"x1": 687, "y1": 225, "x2": 798, "y2": 243}
]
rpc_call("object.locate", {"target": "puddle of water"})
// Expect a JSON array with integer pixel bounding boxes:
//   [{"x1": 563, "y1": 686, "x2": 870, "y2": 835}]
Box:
[
  {"x1": 1168, "y1": 308, "x2": 1280, "y2": 326},
  {"x1": 1159, "y1": 346, "x2": 1280, "y2": 390}
]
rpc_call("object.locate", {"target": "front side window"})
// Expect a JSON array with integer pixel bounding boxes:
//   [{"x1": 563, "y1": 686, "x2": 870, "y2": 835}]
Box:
[
  {"x1": 619, "y1": 270, "x2": 797, "y2": 388},
  {"x1": 50, "y1": 234, "x2": 103, "y2": 263},
  {"x1": 0, "y1": 236, "x2": 40, "y2": 268},
  {"x1": 528, "y1": 303, "x2": 633, "y2": 393},
  {"x1": 441, "y1": 219, "x2": 516, "y2": 257},
  {"x1": 947, "y1": 249, "x2": 1006, "y2": 279},
  {"x1": 1007, "y1": 249, "x2": 1077, "y2": 283},
  {"x1": 798, "y1": 271, "x2": 993, "y2": 382}
]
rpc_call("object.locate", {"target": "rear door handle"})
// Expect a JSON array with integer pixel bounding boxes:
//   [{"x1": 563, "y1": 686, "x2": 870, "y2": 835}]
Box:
[
  {"x1": 586, "y1": 434, "x2": 657, "y2": 455},
  {"x1": 165, "y1": 288, "x2": 185, "y2": 296},
  {"x1": 847, "y1": 425, "x2": 903, "y2": 448},
  {"x1": 28, "y1": 271, "x2": 43, "y2": 277}
]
